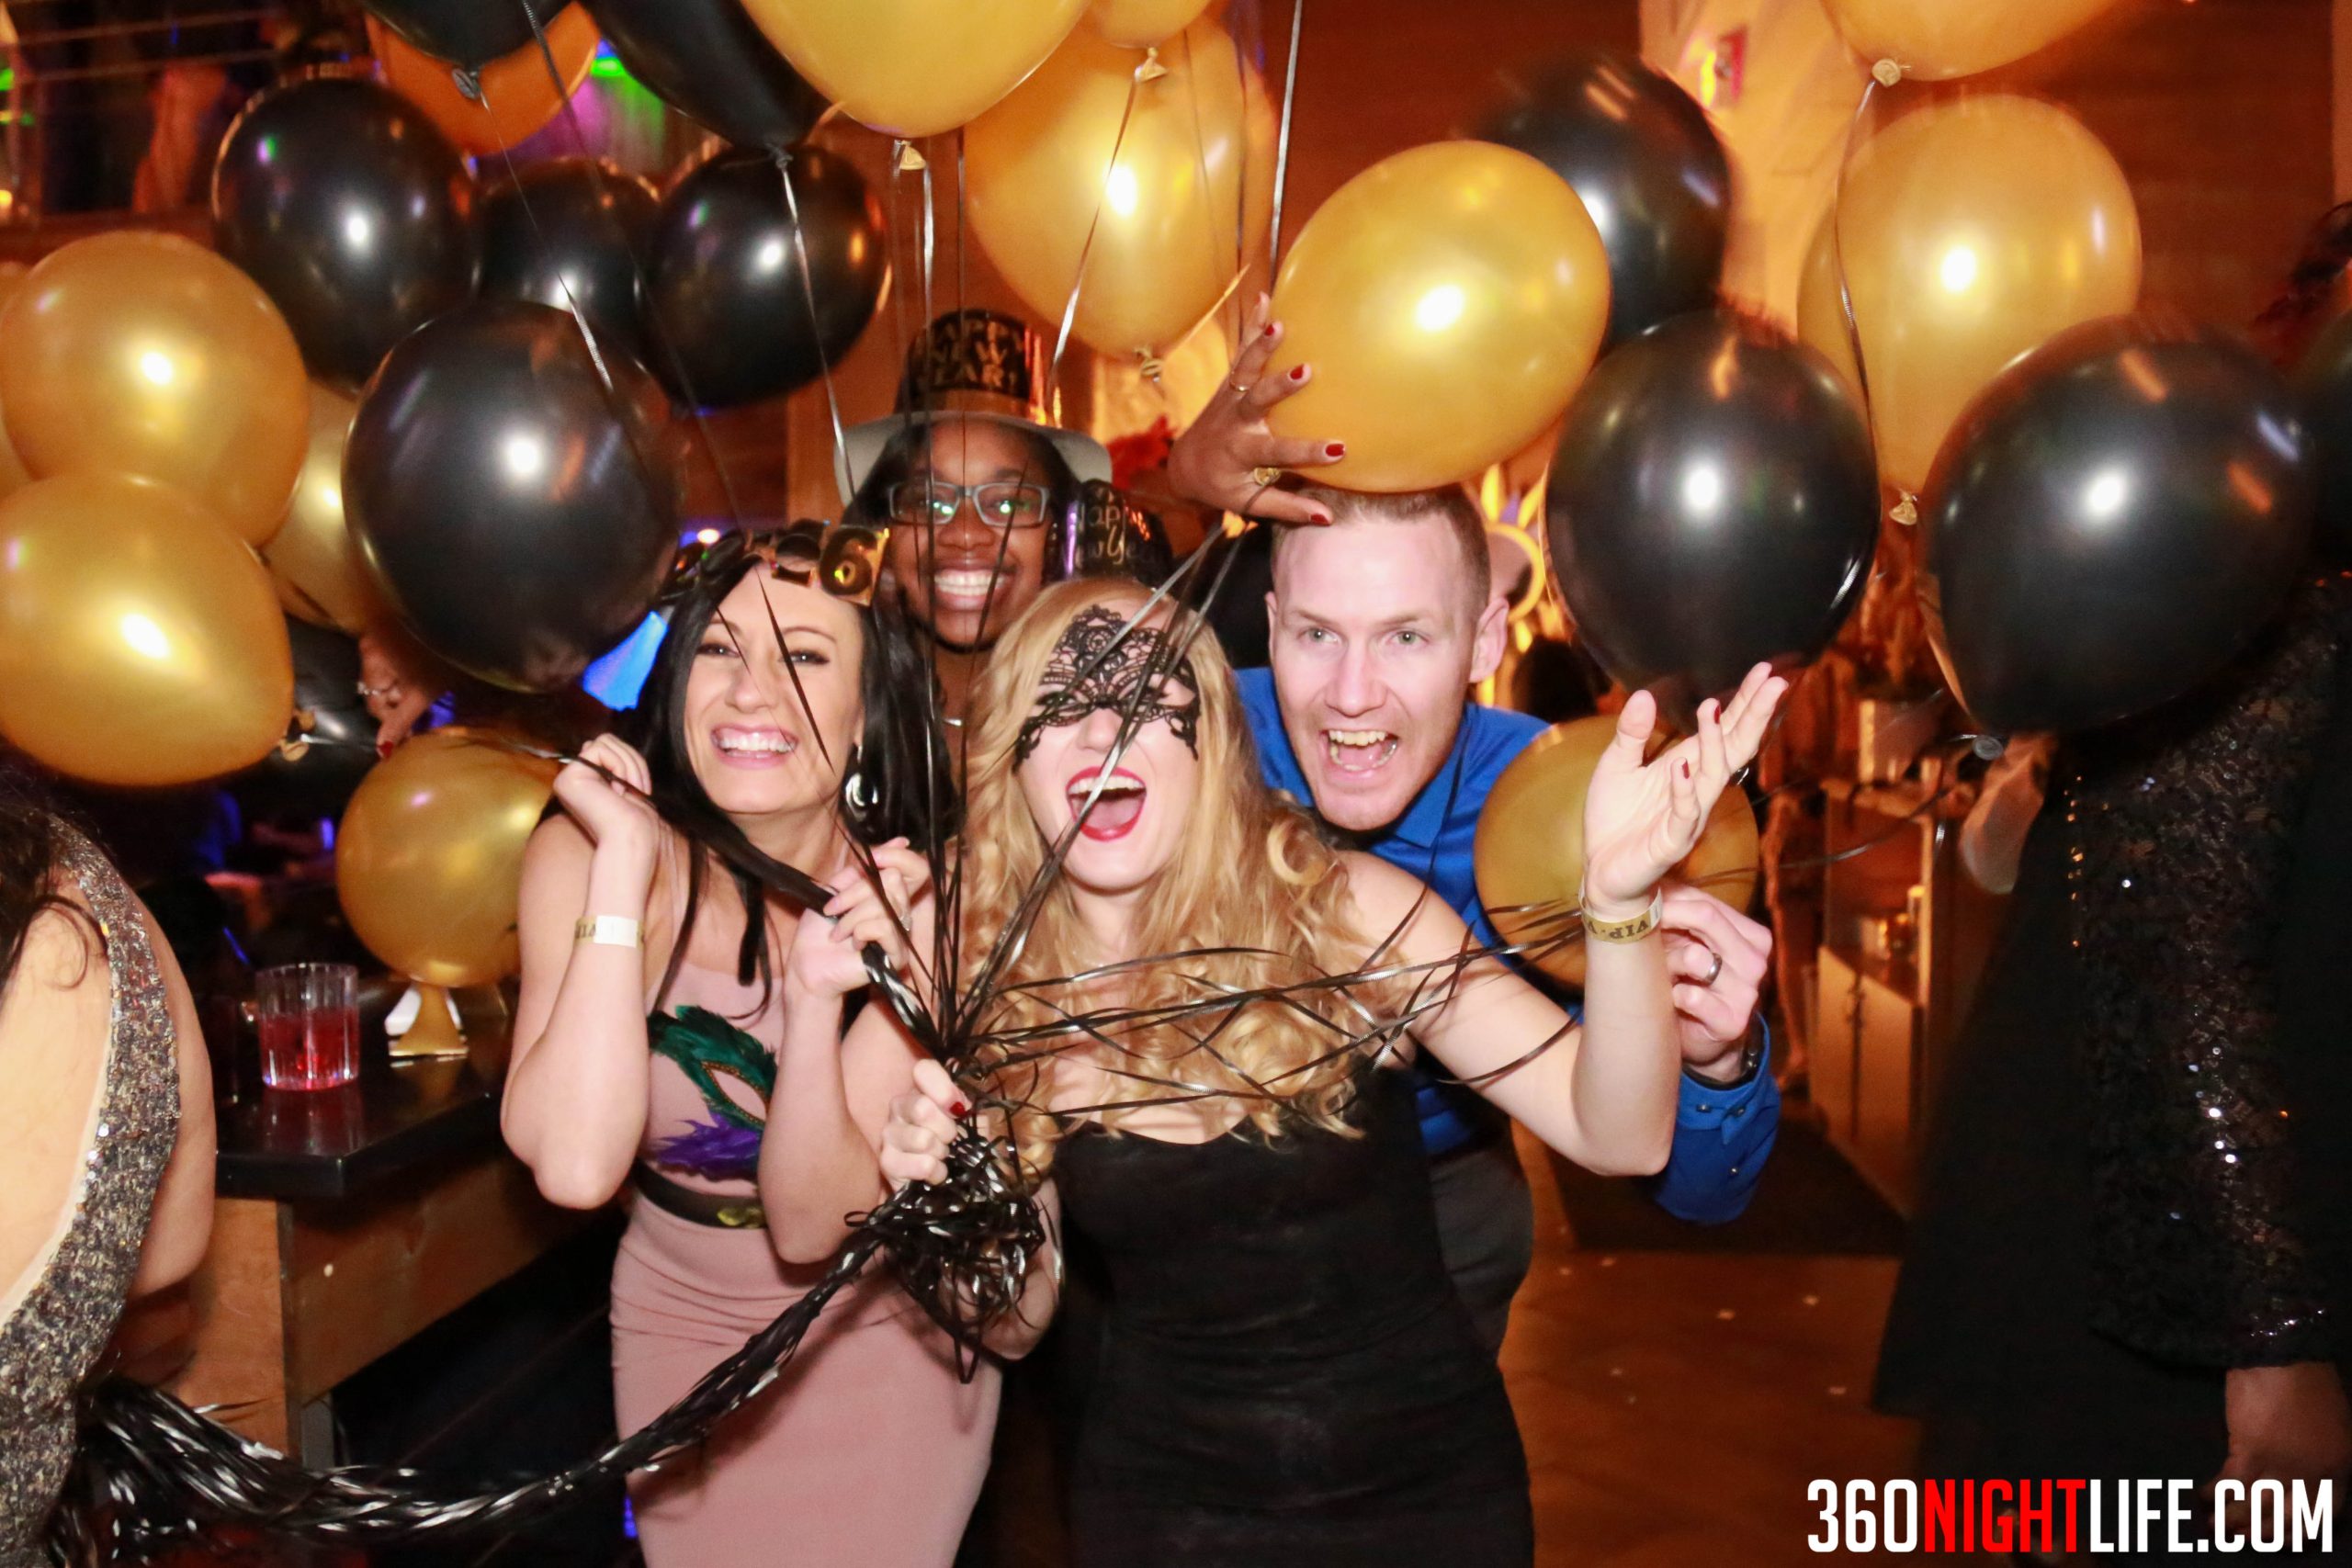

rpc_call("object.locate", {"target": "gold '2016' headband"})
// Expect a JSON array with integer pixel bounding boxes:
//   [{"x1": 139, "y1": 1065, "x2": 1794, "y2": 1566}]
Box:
[{"x1": 663, "y1": 520, "x2": 890, "y2": 609}]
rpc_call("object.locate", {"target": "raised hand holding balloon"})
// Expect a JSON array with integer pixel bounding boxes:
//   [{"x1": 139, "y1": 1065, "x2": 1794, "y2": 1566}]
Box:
[
  {"x1": 213, "y1": 78, "x2": 478, "y2": 390},
  {"x1": 1918, "y1": 317, "x2": 2314, "y2": 736},
  {"x1": 1546, "y1": 311, "x2": 1880, "y2": 725},
  {"x1": 1479, "y1": 51, "x2": 1730, "y2": 349},
  {"x1": 344, "y1": 300, "x2": 684, "y2": 693}
]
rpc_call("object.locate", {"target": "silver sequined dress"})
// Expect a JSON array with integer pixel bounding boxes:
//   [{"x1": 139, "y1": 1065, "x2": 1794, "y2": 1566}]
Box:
[{"x1": 0, "y1": 829, "x2": 181, "y2": 1567}]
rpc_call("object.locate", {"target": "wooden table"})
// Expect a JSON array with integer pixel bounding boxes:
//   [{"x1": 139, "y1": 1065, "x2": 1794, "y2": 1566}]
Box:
[{"x1": 162, "y1": 1038, "x2": 592, "y2": 1461}]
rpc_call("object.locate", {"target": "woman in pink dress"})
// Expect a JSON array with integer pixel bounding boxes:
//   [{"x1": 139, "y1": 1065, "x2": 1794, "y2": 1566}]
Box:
[{"x1": 503, "y1": 525, "x2": 990, "y2": 1566}]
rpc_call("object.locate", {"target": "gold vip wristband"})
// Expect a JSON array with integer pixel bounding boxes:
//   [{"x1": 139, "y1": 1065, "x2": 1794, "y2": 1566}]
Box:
[
  {"x1": 1580, "y1": 886, "x2": 1664, "y2": 944},
  {"x1": 575, "y1": 915, "x2": 644, "y2": 950}
]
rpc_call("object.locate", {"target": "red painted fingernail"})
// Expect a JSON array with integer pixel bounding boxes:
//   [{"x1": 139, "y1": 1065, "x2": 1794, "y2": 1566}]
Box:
[
  {"x1": 1289, "y1": 365, "x2": 1306, "y2": 381},
  {"x1": 1681, "y1": 761, "x2": 1692, "y2": 780},
  {"x1": 1325, "y1": 442, "x2": 1346, "y2": 457},
  {"x1": 951, "y1": 1100, "x2": 970, "y2": 1118},
  {"x1": 1262, "y1": 322, "x2": 1278, "y2": 338},
  {"x1": 1311, "y1": 510, "x2": 1334, "y2": 525}
]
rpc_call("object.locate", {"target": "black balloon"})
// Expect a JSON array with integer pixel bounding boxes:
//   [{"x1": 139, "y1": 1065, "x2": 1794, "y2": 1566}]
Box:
[
  {"x1": 363, "y1": 0, "x2": 572, "y2": 68},
  {"x1": 1481, "y1": 51, "x2": 1731, "y2": 348},
  {"x1": 213, "y1": 77, "x2": 477, "y2": 389},
  {"x1": 480, "y1": 160, "x2": 661, "y2": 360},
  {"x1": 1921, "y1": 317, "x2": 2314, "y2": 736},
  {"x1": 233, "y1": 620, "x2": 378, "y2": 824},
  {"x1": 345, "y1": 301, "x2": 684, "y2": 692},
  {"x1": 1546, "y1": 311, "x2": 1879, "y2": 722},
  {"x1": 644, "y1": 147, "x2": 888, "y2": 411},
  {"x1": 582, "y1": 0, "x2": 825, "y2": 151}
]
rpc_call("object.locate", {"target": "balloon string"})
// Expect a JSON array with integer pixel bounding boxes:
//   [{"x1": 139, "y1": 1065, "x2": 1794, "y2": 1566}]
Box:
[
  {"x1": 1179, "y1": 28, "x2": 1222, "y2": 331},
  {"x1": 1047, "y1": 56, "x2": 1151, "y2": 420},
  {"x1": 1231, "y1": 0, "x2": 1256, "y2": 359},
  {"x1": 1828, "y1": 73, "x2": 1896, "y2": 513},
  {"x1": 774, "y1": 149, "x2": 854, "y2": 512},
  {"x1": 1266, "y1": 0, "x2": 1305, "y2": 272},
  {"x1": 956, "y1": 129, "x2": 970, "y2": 322},
  {"x1": 888, "y1": 142, "x2": 913, "y2": 377},
  {"x1": 514, "y1": 0, "x2": 752, "y2": 534},
  {"x1": 459, "y1": 65, "x2": 617, "y2": 397},
  {"x1": 922, "y1": 143, "x2": 938, "y2": 344}
]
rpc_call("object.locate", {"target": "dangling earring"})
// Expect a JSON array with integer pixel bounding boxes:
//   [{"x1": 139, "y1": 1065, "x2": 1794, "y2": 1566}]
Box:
[{"x1": 843, "y1": 745, "x2": 880, "y2": 813}]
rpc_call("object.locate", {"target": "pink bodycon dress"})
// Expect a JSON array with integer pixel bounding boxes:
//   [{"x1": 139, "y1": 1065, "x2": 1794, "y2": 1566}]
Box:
[{"x1": 609, "y1": 960, "x2": 998, "y2": 1566}]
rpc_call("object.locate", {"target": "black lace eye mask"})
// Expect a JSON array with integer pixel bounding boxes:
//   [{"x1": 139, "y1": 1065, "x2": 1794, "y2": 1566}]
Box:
[{"x1": 1015, "y1": 605, "x2": 1203, "y2": 762}]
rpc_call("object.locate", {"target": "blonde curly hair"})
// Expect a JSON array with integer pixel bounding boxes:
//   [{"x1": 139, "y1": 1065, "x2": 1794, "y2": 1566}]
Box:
[{"x1": 957, "y1": 579, "x2": 1400, "y2": 1176}]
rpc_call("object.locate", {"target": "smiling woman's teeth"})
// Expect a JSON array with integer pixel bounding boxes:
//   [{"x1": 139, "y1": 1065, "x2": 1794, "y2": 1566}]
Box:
[
  {"x1": 933, "y1": 569, "x2": 1001, "y2": 604},
  {"x1": 716, "y1": 730, "x2": 796, "y2": 756},
  {"x1": 1325, "y1": 729, "x2": 1397, "y2": 766}
]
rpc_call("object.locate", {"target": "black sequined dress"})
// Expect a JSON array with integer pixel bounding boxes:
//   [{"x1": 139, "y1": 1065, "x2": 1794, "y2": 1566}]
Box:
[
  {"x1": 1053, "y1": 1065, "x2": 1532, "y2": 1566},
  {"x1": 1878, "y1": 577, "x2": 2352, "y2": 1479}
]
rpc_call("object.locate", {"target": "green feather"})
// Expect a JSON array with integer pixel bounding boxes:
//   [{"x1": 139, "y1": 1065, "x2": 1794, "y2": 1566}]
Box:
[{"x1": 648, "y1": 1006, "x2": 775, "y2": 1131}]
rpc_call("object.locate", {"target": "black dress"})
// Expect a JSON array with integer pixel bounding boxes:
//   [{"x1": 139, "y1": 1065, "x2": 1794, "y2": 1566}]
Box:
[
  {"x1": 1053, "y1": 1065, "x2": 1532, "y2": 1566},
  {"x1": 1878, "y1": 575, "x2": 2352, "y2": 1495}
]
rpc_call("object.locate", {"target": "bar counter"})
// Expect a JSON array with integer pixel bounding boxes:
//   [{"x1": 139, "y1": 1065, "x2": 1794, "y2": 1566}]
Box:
[{"x1": 158, "y1": 1013, "x2": 598, "y2": 1462}]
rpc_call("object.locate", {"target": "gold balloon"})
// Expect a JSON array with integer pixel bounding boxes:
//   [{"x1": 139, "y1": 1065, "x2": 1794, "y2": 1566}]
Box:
[
  {"x1": 1794, "y1": 209, "x2": 1862, "y2": 400},
  {"x1": 336, "y1": 728, "x2": 560, "y2": 987},
  {"x1": 1265, "y1": 141, "x2": 1610, "y2": 493},
  {"x1": 264, "y1": 384, "x2": 381, "y2": 634},
  {"x1": 0, "y1": 473, "x2": 293, "y2": 786},
  {"x1": 741, "y1": 0, "x2": 1087, "y2": 139},
  {"x1": 1087, "y1": 0, "x2": 1214, "y2": 47},
  {"x1": 1474, "y1": 716, "x2": 1760, "y2": 988},
  {"x1": 967, "y1": 17, "x2": 1272, "y2": 357},
  {"x1": 0, "y1": 231, "x2": 307, "y2": 545},
  {"x1": 1823, "y1": 0, "x2": 2120, "y2": 80},
  {"x1": 1814, "y1": 96, "x2": 2140, "y2": 496},
  {"x1": 0, "y1": 263, "x2": 32, "y2": 503},
  {"x1": 370, "y1": 8, "x2": 600, "y2": 157}
]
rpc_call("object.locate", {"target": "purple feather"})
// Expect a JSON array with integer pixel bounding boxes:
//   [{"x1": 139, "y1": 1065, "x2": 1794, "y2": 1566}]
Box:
[{"x1": 650, "y1": 1118, "x2": 765, "y2": 1181}]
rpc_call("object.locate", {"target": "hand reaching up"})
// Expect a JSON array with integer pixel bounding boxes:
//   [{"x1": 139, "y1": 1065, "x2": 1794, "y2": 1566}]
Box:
[{"x1": 1581, "y1": 664, "x2": 1787, "y2": 918}]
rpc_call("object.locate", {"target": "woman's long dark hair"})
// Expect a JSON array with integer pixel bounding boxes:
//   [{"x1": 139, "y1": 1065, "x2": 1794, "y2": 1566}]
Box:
[
  {"x1": 0, "y1": 768, "x2": 85, "y2": 995},
  {"x1": 623, "y1": 536, "x2": 953, "y2": 1011}
]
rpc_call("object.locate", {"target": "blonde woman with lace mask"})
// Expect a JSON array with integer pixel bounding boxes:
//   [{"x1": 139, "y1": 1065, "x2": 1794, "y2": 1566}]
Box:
[{"x1": 769, "y1": 579, "x2": 1783, "y2": 1567}]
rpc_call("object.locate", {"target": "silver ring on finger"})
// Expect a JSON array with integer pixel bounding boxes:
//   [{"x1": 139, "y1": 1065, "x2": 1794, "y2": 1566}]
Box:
[
  {"x1": 1702, "y1": 950, "x2": 1724, "y2": 988},
  {"x1": 1227, "y1": 373, "x2": 1253, "y2": 397}
]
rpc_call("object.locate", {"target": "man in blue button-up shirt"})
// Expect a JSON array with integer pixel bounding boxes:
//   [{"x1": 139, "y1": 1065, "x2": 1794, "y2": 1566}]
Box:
[{"x1": 1234, "y1": 484, "x2": 1781, "y2": 1349}]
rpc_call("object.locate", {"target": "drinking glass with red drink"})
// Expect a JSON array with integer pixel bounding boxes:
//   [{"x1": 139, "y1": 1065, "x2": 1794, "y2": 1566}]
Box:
[{"x1": 255, "y1": 963, "x2": 360, "y2": 1090}]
